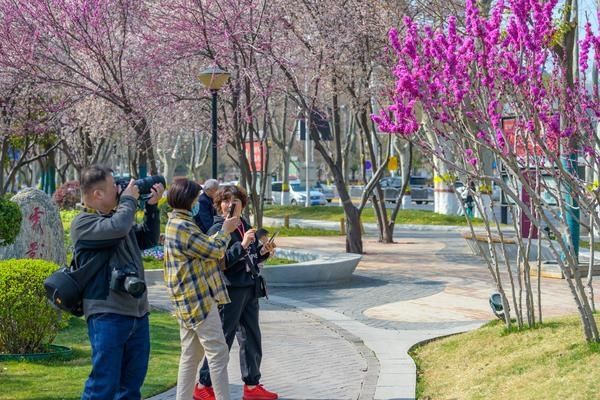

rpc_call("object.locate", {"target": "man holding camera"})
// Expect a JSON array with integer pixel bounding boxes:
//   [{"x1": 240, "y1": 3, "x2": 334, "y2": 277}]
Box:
[{"x1": 71, "y1": 165, "x2": 164, "y2": 400}]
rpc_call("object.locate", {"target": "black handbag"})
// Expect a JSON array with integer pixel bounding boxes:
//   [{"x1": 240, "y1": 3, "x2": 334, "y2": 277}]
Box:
[
  {"x1": 254, "y1": 275, "x2": 268, "y2": 299},
  {"x1": 243, "y1": 248, "x2": 269, "y2": 299}
]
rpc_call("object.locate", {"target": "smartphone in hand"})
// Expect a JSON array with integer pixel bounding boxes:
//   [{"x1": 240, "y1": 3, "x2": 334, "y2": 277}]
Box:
[
  {"x1": 228, "y1": 203, "x2": 236, "y2": 218},
  {"x1": 268, "y1": 230, "x2": 279, "y2": 244}
]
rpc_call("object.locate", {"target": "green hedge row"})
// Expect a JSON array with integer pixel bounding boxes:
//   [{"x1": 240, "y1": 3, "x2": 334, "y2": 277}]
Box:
[
  {"x1": 0, "y1": 196, "x2": 22, "y2": 246},
  {"x1": 0, "y1": 259, "x2": 68, "y2": 354}
]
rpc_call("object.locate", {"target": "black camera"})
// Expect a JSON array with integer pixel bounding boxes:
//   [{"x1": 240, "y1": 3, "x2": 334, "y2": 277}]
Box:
[
  {"x1": 115, "y1": 175, "x2": 166, "y2": 196},
  {"x1": 110, "y1": 264, "x2": 146, "y2": 298}
]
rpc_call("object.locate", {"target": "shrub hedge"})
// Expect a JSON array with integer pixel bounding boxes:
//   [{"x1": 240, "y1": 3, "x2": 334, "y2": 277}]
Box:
[
  {"x1": 0, "y1": 196, "x2": 22, "y2": 246},
  {"x1": 52, "y1": 180, "x2": 81, "y2": 210},
  {"x1": 0, "y1": 259, "x2": 68, "y2": 354},
  {"x1": 158, "y1": 196, "x2": 172, "y2": 224}
]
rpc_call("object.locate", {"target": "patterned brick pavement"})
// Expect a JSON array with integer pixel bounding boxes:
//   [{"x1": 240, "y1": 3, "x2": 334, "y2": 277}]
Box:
[{"x1": 147, "y1": 285, "x2": 369, "y2": 400}]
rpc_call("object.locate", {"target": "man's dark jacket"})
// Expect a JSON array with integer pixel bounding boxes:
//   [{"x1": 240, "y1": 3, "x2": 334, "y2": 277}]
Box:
[
  {"x1": 194, "y1": 192, "x2": 216, "y2": 234},
  {"x1": 70, "y1": 196, "x2": 160, "y2": 319}
]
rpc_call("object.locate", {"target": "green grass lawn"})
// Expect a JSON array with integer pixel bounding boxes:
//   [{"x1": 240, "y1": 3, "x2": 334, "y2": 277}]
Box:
[
  {"x1": 580, "y1": 240, "x2": 600, "y2": 252},
  {"x1": 263, "y1": 225, "x2": 343, "y2": 237},
  {"x1": 265, "y1": 256, "x2": 297, "y2": 265},
  {"x1": 263, "y1": 205, "x2": 482, "y2": 226},
  {"x1": 0, "y1": 310, "x2": 180, "y2": 399},
  {"x1": 412, "y1": 314, "x2": 600, "y2": 400},
  {"x1": 143, "y1": 256, "x2": 164, "y2": 270}
]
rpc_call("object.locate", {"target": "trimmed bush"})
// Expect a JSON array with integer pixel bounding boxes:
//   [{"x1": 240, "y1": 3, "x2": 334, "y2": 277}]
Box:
[
  {"x1": 0, "y1": 196, "x2": 22, "y2": 246},
  {"x1": 158, "y1": 196, "x2": 172, "y2": 224},
  {"x1": 0, "y1": 259, "x2": 68, "y2": 354},
  {"x1": 52, "y1": 180, "x2": 81, "y2": 210},
  {"x1": 60, "y1": 209, "x2": 79, "y2": 253}
]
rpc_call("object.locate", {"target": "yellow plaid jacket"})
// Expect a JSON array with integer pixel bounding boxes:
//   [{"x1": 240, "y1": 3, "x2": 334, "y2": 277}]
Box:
[{"x1": 163, "y1": 209, "x2": 231, "y2": 328}]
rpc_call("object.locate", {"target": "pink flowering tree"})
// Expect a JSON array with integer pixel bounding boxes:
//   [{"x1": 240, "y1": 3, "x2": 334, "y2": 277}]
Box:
[
  {"x1": 0, "y1": 74, "x2": 64, "y2": 194},
  {"x1": 0, "y1": 0, "x2": 160, "y2": 177},
  {"x1": 274, "y1": 0, "x2": 411, "y2": 252},
  {"x1": 148, "y1": 0, "x2": 295, "y2": 226},
  {"x1": 375, "y1": 0, "x2": 600, "y2": 342}
]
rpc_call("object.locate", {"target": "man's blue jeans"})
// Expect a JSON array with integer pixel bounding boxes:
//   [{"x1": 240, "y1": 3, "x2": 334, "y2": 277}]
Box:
[{"x1": 82, "y1": 313, "x2": 150, "y2": 400}]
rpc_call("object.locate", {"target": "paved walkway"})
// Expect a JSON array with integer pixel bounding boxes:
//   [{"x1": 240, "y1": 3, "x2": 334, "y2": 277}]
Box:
[
  {"x1": 148, "y1": 290, "x2": 369, "y2": 400},
  {"x1": 147, "y1": 219, "x2": 598, "y2": 400}
]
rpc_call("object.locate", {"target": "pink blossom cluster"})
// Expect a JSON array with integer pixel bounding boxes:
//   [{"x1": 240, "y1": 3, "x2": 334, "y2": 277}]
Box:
[{"x1": 374, "y1": 0, "x2": 600, "y2": 164}]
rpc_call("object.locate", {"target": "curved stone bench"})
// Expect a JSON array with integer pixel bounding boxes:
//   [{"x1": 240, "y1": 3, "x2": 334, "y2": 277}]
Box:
[
  {"x1": 144, "y1": 248, "x2": 362, "y2": 287},
  {"x1": 462, "y1": 231, "x2": 554, "y2": 262},
  {"x1": 261, "y1": 248, "x2": 362, "y2": 287}
]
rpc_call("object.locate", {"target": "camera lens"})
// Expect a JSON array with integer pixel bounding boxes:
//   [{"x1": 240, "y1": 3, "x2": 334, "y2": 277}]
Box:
[
  {"x1": 135, "y1": 175, "x2": 166, "y2": 195},
  {"x1": 124, "y1": 277, "x2": 146, "y2": 298}
]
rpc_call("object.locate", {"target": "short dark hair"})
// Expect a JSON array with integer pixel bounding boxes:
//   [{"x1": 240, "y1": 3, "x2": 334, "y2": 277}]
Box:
[
  {"x1": 80, "y1": 165, "x2": 113, "y2": 195},
  {"x1": 214, "y1": 185, "x2": 248, "y2": 212},
  {"x1": 167, "y1": 178, "x2": 201, "y2": 210}
]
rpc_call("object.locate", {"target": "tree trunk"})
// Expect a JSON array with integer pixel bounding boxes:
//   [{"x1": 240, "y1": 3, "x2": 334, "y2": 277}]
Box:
[
  {"x1": 281, "y1": 151, "x2": 291, "y2": 205},
  {"x1": 157, "y1": 134, "x2": 180, "y2": 184},
  {"x1": 389, "y1": 141, "x2": 413, "y2": 235},
  {"x1": 130, "y1": 117, "x2": 157, "y2": 177},
  {"x1": 342, "y1": 196, "x2": 363, "y2": 254},
  {"x1": 0, "y1": 139, "x2": 9, "y2": 195}
]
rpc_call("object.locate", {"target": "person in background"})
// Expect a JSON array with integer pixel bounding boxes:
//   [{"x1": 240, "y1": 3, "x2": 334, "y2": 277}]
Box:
[
  {"x1": 464, "y1": 181, "x2": 476, "y2": 219},
  {"x1": 163, "y1": 178, "x2": 239, "y2": 400},
  {"x1": 193, "y1": 179, "x2": 219, "y2": 234},
  {"x1": 195, "y1": 185, "x2": 278, "y2": 400}
]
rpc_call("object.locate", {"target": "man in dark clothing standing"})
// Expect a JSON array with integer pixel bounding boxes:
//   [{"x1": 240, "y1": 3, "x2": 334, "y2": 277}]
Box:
[
  {"x1": 71, "y1": 165, "x2": 164, "y2": 400},
  {"x1": 193, "y1": 179, "x2": 219, "y2": 233}
]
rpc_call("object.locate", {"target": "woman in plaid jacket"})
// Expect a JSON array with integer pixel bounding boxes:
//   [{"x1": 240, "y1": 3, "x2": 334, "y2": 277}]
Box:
[{"x1": 163, "y1": 178, "x2": 239, "y2": 400}]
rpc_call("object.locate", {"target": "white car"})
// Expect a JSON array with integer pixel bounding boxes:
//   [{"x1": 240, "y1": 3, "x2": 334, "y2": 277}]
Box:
[
  {"x1": 271, "y1": 181, "x2": 327, "y2": 206},
  {"x1": 290, "y1": 182, "x2": 327, "y2": 205}
]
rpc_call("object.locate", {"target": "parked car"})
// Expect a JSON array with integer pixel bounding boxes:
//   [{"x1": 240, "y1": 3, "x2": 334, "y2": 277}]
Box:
[
  {"x1": 271, "y1": 181, "x2": 327, "y2": 206},
  {"x1": 379, "y1": 176, "x2": 433, "y2": 204},
  {"x1": 312, "y1": 181, "x2": 335, "y2": 203},
  {"x1": 380, "y1": 176, "x2": 402, "y2": 203},
  {"x1": 408, "y1": 176, "x2": 434, "y2": 204}
]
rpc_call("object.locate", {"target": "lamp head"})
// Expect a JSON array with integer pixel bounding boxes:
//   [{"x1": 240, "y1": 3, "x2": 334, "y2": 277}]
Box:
[{"x1": 199, "y1": 66, "x2": 230, "y2": 91}]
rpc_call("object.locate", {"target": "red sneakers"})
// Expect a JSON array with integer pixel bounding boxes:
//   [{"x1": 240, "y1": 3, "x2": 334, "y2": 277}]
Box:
[
  {"x1": 243, "y1": 384, "x2": 278, "y2": 400},
  {"x1": 193, "y1": 384, "x2": 215, "y2": 400}
]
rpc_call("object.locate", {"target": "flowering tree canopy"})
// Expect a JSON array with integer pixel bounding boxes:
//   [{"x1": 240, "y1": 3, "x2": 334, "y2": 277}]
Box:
[
  {"x1": 374, "y1": 0, "x2": 600, "y2": 342},
  {"x1": 374, "y1": 0, "x2": 598, "y2": 157}
]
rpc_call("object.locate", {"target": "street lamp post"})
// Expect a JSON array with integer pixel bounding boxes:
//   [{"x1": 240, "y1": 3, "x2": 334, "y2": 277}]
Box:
[{"x1": 198, "y1": 67, "x2": 230, "y2": 179}]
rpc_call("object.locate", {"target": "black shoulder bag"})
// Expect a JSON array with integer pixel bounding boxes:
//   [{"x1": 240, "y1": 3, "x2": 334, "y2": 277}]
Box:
[
  {"x1": 44, "y1": 244, "x2": 113, "y2": 317},
  {"x1": 244, "y1": 251, "x2": 268, "y2": 299}
]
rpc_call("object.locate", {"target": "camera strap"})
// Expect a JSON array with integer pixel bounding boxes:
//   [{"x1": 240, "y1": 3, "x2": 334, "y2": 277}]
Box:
[{"x1": 77, "y1": 204, "x2": 116, "y2": 216}]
